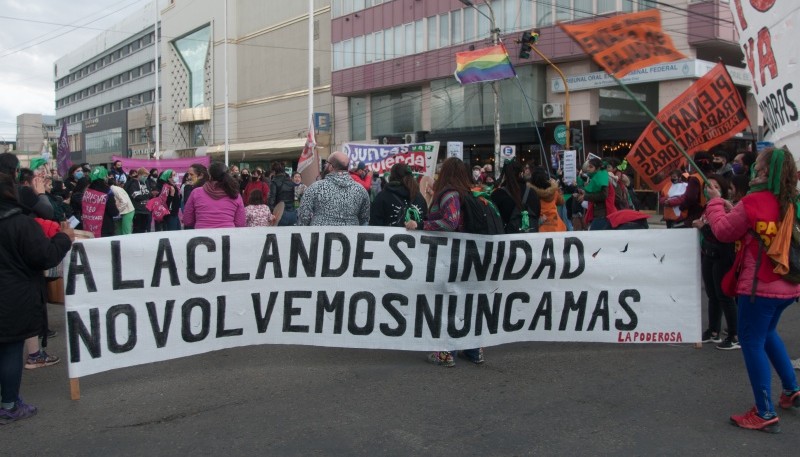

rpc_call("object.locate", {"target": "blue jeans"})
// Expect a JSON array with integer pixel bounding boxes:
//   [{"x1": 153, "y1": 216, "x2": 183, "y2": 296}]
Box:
[
  {"x1": 449, "y1": 348, "x2": 481, "y2": 362},
  {"x1": 737, "y1": 295, "x2": 798, "y2": 415},
  {"x1": 0, "y1": 340, "x2": 24, "y2": 405}
]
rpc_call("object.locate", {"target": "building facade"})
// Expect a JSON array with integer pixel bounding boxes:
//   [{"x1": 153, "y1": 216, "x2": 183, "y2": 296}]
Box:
[
  {"x1": 54, "y1": 1, "x2": 163, "y2": 166},
  {"x1": 329, "y1": 0, "x2": 758, "y2": 204},
  {"x1": 159, "y1": 0, "x2": 333, "y2": 168},
  {"x1": 15, "y1": 113, "x2": 57, "y2": 166}
]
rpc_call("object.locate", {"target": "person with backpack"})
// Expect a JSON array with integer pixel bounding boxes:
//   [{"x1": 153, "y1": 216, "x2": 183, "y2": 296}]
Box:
[
  {"x1": 369, "y1": 163, "x2": 427, "y2": 227},
  {"x1": 268, "y1": 162, "x2": 298, "y2": 226},
  {"x1": 404, "y1": 157, "x2": 483, "y2": 367},
  {"x1": 704, "y1": 147, "x2": 800, "y2": 433},
  {"x1": 490, "y1": 160, "x2": 540, "y2": 234}
]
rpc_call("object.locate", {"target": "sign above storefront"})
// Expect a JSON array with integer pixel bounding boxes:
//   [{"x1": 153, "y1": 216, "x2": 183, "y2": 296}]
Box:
[{"x1": 551, "y1": 59, "x2": 752, "y2": 93}]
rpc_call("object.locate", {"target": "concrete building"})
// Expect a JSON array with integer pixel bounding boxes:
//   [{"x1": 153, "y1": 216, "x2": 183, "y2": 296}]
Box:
[
  {"x1": 159, "y1": 0, "x2": 333, "y2": 167},
  {"x1": 329, "y1": 0, "x2": 757, "y2": 207},
  {"x1": 54, "y1": 0, "x2": 333, "y2": 171},
  {"x1": 54, "y1": 1, "x2": 164, "y2": 166},
  {"x1": 15, "y1": 113, "x2": 57, "y2": 167}
]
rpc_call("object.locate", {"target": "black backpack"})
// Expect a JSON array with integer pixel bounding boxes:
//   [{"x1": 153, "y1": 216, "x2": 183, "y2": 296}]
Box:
[
  {"x1": 504, "y1": 186, "x2": 539, "y2": 234},
  {"x1": 390, "y1": 192, "x2": 422, "y2": 228},
  {"x1": 462, "y1": 190, "x2": 504, "y2": 235}
]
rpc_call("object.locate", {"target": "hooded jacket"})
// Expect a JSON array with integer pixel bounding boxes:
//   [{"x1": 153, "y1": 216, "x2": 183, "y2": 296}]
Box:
[
  {"x1": 369, "y1": 182, "x2": 428, "y2": 227},
  {"x1": 182, "y1": 181, "x2": 246, "y2": 229},
  {"x1": 298, "y1": 172, "x2": 370, "y2": 226},
  {"x1": 0, "y1": 200, "x2": 72, "y2": 343},
  {"x1": 532, "y1": 179, "x2": 566, "y2": 233},
  {"x1": 269, "y1": 174, "x2": 296, "y2": 210}
]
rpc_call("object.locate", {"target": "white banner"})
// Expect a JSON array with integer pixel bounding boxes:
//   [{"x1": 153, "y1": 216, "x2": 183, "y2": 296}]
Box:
[
  {"x1": 562, "y1": 150, "x2": 577, "y2": 185},
  {"x1": 342, "y1": 142, "x2": 440, "y2": 177},
  {"x1": 447, "y1": 141, "x2": 463, "y2": 160},
  {"x1": 729, "y1": 1, "x2": 800, "y2": 152},
  {"x1": 64, "y1": 228, "x2": 701, "y2": 378}
]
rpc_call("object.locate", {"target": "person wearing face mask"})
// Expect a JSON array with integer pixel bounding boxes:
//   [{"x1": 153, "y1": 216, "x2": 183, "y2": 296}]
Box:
[
  {"x1": 711, "y1": 149, "x2": 734, "y2": 179},
  {"x1": 243, "y1": 168, "x2": 270, "y2": 207},
  {"x1": 110, "y1": 160, "x2": 127, "y2": 186},
  {"x1": 732, "y1": 150, "x2": 757, "y2": 176},
  {"x1": 124, "y1": 167, "x2": 152, "y2": 233},
  {"x1": 63, "y1": 164, "x2": 83, "y2": 196},
  {"x1": 659, "y1": 169, "x2": 688, "y2": 228}
]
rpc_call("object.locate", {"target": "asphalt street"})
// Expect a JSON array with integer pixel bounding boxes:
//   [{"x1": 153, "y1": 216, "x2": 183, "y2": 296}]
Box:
[{"x1": 5, "y1": 299, "x2": 800, "y2": 456}]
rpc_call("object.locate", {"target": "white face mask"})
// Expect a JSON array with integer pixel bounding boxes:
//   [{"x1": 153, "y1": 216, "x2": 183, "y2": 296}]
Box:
[{"x1": 473, "y1": 171, "x2": 482, "y2": 179}]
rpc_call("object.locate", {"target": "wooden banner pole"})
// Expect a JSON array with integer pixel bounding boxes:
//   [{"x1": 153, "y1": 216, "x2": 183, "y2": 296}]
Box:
[{"x1": 70, "y1": 378, "x2": 81, "y2": 400}]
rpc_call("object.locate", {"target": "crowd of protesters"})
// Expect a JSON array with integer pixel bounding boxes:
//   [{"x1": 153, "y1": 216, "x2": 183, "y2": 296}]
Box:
[{"x1": 1, "y1": 145, "x2": 799, "y2": 431}]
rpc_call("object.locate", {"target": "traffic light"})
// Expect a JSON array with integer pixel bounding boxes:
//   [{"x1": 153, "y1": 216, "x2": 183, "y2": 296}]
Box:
[
  {"x1": 571, "y1": 128, "x2": 583, "y2": 149},
  {"x1": 518, "y1": 31, "x2": 539, "y2": 59}
]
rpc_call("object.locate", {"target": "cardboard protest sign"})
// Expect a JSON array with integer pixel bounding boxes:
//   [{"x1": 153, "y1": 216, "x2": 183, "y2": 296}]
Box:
[
  {"x1": 80, "y1": 189, "x2": 108, "y2": 239},
  {"x1": 626, "y1": 63, "x2": 749, "y2": 190},
  {"x1": 342, "y1": 142, "x2": 440, "y2": 177},
  {"x1": 559, "y1": 9, "x2": 686, "y2": 78},
  {"x1": 729, "y1": 1, "x2": 800, "y2": 154},
  {"x1": 65, "y1": 227, "x2": 700, "y2": 378}
]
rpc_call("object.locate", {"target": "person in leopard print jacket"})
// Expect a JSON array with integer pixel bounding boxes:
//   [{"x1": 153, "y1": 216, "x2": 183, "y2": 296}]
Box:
[{"x1": 297, "y1": 151, "x2": 370, "y2": 226}]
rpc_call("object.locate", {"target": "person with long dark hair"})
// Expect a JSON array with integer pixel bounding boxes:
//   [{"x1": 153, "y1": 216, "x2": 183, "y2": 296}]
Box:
[
  {"x1": 705, "y1": 147, "x2": 800, "y2": 432},
  {"x1": 404, "y1": 157, "x2": 483, "y2": 367},
  {"x1": 692, "y1": 174, "x2": 738, "y2": 350},
  {"x1": 182, "y1": 162, "x2": 245, "y2": 229},
  {"x1": 369, "y1": 163, "x2": 428, "y2": 227},
  {"x1": 490, "y1": 160, "x2": 540, "y2": 233},
  {"x1": 268, "y1": 161, "x2": 298, "y2": 226},
  {"x1": 0, "y1": 156, "x2": 73, "y2": 424}
]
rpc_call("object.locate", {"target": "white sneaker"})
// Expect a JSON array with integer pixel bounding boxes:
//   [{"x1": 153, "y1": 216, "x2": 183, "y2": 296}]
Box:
[{"x1": 792, "y1": 358, "x2": 800, "y2": 371}]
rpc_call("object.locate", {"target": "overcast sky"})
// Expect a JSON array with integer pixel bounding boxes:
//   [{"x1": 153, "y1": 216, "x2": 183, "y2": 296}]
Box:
[{"x1": 0, "y1": 0, "x2": 151, "y2": 140}]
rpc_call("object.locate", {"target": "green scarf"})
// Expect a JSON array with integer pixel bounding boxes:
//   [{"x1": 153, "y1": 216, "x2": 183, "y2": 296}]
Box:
[
  {"x1": 749, "y1": 148, "x2": 800, "y2": 217},
  {"x1": 583, "y1": 169, "x2": 609, "y2": 194}
]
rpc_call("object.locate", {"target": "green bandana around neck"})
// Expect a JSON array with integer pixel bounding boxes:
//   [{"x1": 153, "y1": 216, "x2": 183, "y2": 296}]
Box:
[{"x1": 583, "y1": 168, "x2": 609, "y2": 193}]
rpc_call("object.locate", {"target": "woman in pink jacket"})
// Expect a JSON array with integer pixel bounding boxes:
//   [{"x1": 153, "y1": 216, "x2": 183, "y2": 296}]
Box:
[
  {"x1": 704, "y1": 147, "x2": 800, "y2": 433},
  {"x1": 183, "y1": 162, "x2": 246, "y2": 229}
]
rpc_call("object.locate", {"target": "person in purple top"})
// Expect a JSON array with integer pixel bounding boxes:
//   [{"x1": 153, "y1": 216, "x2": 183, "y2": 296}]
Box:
[{"x1": 182, "y1": 162, "x2": 246, "y2": 229}]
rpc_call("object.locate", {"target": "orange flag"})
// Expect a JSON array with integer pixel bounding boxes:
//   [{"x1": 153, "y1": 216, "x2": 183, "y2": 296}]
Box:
[
  {"x1": 626, "y1": 63, "x2": 750, "y2": 190},
  {"x1": 559, "y1": 10, "x2": 686, "y2": 78}
]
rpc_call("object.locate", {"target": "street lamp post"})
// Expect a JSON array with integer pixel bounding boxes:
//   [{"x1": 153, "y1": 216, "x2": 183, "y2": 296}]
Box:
[{"x1": 459, "y1": 0, "x2": 501, "y2": 179}]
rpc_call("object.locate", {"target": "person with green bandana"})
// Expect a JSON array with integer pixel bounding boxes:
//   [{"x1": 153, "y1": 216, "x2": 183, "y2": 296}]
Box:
[
  {"x1": 155, "y1": 169, "x2": 181, "y2": 231},
  {"x1": 575, "y1": 156, "x2": 615, "y2": 230},
  {"x1": 704, "y1": 147, "x2": 800, "y2": 433}
]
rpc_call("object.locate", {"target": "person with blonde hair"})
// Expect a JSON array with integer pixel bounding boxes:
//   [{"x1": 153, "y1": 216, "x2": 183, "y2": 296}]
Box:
[{"x1": 705, "y1": 147, "x2": 800, "y2": 432}]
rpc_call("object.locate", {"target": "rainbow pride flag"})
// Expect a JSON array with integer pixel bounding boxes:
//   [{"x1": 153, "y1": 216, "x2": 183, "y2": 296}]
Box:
[{"x1": 454, "y1": 44, "x2": 516, "y2": 84}]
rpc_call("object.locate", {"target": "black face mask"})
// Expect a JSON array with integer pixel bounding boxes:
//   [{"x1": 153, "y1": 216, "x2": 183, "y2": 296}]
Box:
[{"x1": 712, "y1": 162, "x2": 724, "y2": 170}]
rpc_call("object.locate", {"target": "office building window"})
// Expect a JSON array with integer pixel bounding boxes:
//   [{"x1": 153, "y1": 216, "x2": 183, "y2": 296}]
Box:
[
  {"x1": 174, "y1": 25, "x2": 211, "y2": 107},
  {"x1": 371, "y1": 88, "x2": 422, "y2": 137},
  {"x1": 349, "y1": 96, "x2": 367, "y2": 141}
]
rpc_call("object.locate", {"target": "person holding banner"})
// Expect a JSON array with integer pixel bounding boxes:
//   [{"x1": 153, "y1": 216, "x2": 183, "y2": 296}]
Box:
[
  {"x1": 155, "y1": 169, "x2": 181, "y2": 231},
  {"x1": 692, "y1": 175, "x2": 738, "y2": 350},
  {"x1": 704, "y1": 147, "x2": 800, "y2": 433},
  {"x1": 665, "y1": 152, "x2": 714, "y2": 229},
  {"x1": 82, "y1": 167, "x2": 119, "y2": 238},
  {"x1": 660, "y1": 170, "x2": 687, "y2": 229},
  {"x1": 0, "y1": 167, "x2": 73, "y2": 424},
  {"x1": 182, "y1": 162, "x2": 246, "y2": 229},
  {"x1": 404, "y1": 157, "x2": 483, "y2": 367}
]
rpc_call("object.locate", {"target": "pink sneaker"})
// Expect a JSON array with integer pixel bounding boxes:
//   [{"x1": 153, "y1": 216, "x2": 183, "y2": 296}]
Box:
[{"x1": 730, "y1": 407, "x2": 780, "y2": 433}]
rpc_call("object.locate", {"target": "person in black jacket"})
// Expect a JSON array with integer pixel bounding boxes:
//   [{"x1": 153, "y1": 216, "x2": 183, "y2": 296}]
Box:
[
  {"x1": 491, "y1": 160, "x2": 540, "y2": 233},
  {"x1": 156, "y1": 169, "x2": 181, "y2": 231},
  {"x1": 124, "y1": 167, "x2": 152, "y2": 233},
  {"x1": 0, "y1": 164, "x2": 73, "y2": 424},
  {"x1": 369, "y1": 163, "x2": 428, "y2": 227},
  {"x1": 268, "y1": 161, "x2": 298, "y2": 226}
]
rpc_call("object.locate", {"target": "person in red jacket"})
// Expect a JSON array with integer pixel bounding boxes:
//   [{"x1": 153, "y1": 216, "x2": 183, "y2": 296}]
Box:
[
  {"x1": 704, "y1": 147, "x2": 800, "y2": 433},
  {"x1": 243, "y1": 168, "x2": 270, "y2": 206},
  {"x1": 349, "y1": 161, "x2": 372, "y2": 193}
]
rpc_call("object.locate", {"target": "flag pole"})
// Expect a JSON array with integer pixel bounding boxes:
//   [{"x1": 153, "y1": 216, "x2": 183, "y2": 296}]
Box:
[{"x1": 608, "y1": 73, "x2": 710, "y2": 185}]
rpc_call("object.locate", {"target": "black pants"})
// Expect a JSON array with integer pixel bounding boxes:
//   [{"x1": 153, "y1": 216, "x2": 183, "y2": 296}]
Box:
[
  {"x1": 132, "y1": 213, "x2": 150, "y2": 233},
  {"x1": 701, "y1": 252, "x2": 738, "y2": 337},
  {"x1": 0, "y1": 340, "x2": 24, "y2": 404}
]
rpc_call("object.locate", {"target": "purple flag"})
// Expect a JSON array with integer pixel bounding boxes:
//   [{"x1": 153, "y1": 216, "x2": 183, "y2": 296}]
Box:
[{"x1": 56, "y1": 120, "x2": 71, "y2": 178}]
